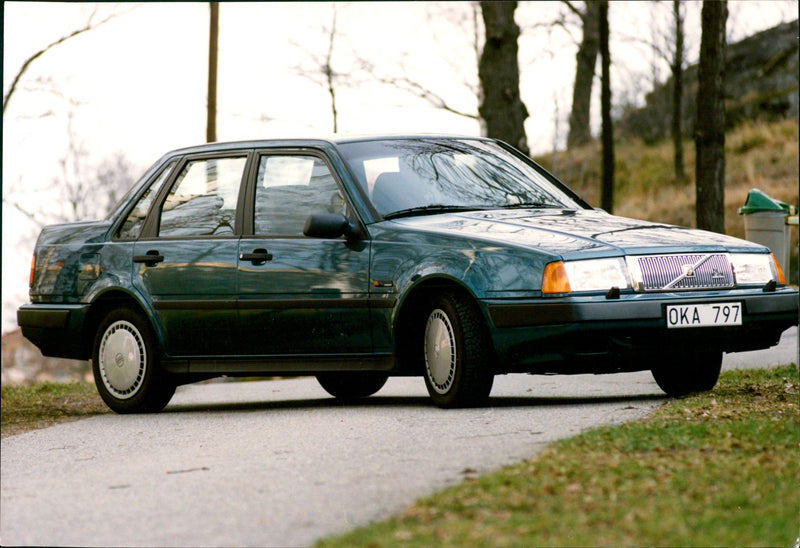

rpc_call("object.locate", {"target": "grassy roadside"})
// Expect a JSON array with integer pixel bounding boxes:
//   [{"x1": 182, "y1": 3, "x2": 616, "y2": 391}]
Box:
[
  {"x1": 318, "y1": 364, "x2": 800, "y2": 547},
  {"x1": 3, "y1": 366, "x2": 798, "y2": 545},
  {"x1": 1, "y1": 381, "x2": 109, "y2": 438}
]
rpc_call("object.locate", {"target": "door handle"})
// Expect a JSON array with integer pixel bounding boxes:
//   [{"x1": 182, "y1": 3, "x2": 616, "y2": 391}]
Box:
[
  {"x1": 133, "y1": 250, "x2": 165, "y2": 266},
  {"x1": 239, "y1": 248, "x2": 273, "y2": 265}
]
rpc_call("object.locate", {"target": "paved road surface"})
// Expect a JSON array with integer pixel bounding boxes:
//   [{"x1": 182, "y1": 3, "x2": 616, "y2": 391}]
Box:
[{"x1": 1, "y1": 327, "x2": 795, "y2": 547}]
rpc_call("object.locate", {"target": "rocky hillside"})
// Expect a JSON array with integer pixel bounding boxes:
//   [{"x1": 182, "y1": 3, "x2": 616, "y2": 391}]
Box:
[{"x1": 619, "y1": 19, "x2": 799, "y2": 143}]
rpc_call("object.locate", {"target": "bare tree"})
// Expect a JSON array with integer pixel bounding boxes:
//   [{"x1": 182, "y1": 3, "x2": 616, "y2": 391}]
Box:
[
  {"x1": 57, "y1": 114, "x2": 138, "y2": 222},
  {"x1": 565, "y1": 1, "x2": 601, "y2": 148},
  {"x1": 3, "y1": 7, "x2": 128, "y2": 112},
  {"x1": 356, "y1": 2, "x2": 482, "y2": 126},
  {"x1": 478, "y1": 1, "x2": 529, "y2": 154},
  {"x1": 296, "y1": 3, "x2": 481, "y2": 134},
  {"x1": 359, "y1": 59, "x2": 480, "y2": 123},
  {"x1": 4, "y1": 109, "x2": 137, "y2": 226},
  {"x1": 94, "y1": 152, "x2": 137, "y2": 218},
  {"x1": 695, "y1": 0, "x2": 727, "y2": 233},
  {"x1": 616, "y1": 1, "x2": 690, "y2": 178},
  {"x1": 599, "y1": 1, "x2": 614, "y2": 213},
  {"x1": 207, "y1": 2, "x2": 219, "y2": 143},
  {"x1": 291, "y1": 4, "x2": 347, "y2": 132},
  {"x1": 671, "y1": 0, "x2": 686, "y2": 180}
]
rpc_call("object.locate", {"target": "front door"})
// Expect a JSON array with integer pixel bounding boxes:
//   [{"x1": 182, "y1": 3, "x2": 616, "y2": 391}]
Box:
[{"x1": 237, "y1": 153, "x2": 372, "y2": 356}]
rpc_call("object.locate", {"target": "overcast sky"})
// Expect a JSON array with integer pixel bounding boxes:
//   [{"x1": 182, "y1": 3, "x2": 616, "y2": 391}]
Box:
[{"x1": 3, "y1": 1, "x2": 797, "y2": 333}]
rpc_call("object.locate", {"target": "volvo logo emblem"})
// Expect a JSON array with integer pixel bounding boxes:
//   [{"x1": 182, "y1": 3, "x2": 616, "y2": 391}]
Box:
[{"x1": 681, "y1": 265, "x2": 696, "y2": 278}]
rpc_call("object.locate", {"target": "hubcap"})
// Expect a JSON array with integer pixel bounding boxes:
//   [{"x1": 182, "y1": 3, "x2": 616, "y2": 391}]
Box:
[
  {"x1": 425, "y1": 309, "x2": 456, "y2": 394},
  {"x1": 98, "y1": 320, "x2": 146, "y2": 399}
]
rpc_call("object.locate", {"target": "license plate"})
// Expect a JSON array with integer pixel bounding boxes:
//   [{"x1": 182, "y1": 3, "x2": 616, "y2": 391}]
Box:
[{"x1": 666, "y1": 302, "x2": 742, "y2": 328}]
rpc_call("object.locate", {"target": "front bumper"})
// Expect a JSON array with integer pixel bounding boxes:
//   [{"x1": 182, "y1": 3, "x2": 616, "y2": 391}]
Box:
[
  {"x1": 485, "y1": 287, "x2": 798, "y2": 373},
  {"x1": 17, "y1": 303, "x2": 91, "y2": 360}
]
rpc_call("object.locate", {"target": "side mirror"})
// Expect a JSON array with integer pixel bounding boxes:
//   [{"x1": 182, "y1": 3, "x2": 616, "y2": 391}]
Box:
[{"x1": 303, "y1": 213, "x2": 359, "y2": 240}]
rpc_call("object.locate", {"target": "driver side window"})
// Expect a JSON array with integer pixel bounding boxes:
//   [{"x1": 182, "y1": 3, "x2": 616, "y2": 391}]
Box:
[{"x1": 254, "y1": 155, "x2": 345, "y2": 236}]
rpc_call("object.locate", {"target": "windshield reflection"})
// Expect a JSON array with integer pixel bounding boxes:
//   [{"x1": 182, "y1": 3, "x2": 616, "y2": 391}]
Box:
[{"x1": 338, "y1": 138, "x2": 583, "y2": 218}]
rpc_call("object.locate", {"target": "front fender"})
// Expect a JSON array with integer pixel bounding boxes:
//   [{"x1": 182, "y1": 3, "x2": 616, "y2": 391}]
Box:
[{"x1": 370, "y1": 225, "x2": 552, "y2": 299}]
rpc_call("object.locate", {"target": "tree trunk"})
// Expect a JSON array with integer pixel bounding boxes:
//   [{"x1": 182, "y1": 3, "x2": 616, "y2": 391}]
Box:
[
  {"x1": 671, "y1": 0, "x2": 685, "y2": 180},
  {"x1": 695, "y1": 0, "x2": 727, "y2": 233},
  {"x1": 478, "y1": 1, "x2": 529, "y2": 155},
  {"x1": 599, "y1": 1, "x2": 613, "y2": 213},
  {"x1": 567, "y1": 1, "x2": 600, "y2": 149},
  {"x1": 326, "y1": 5, "x2": 339, "y2": 133},
  {"x1": 207, "y1": 2, "x2": 219, "y2": 143}
]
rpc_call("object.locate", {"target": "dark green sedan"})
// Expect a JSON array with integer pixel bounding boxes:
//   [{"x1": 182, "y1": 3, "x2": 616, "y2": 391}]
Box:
[{"x1": 18, "y1": 136, "x2": 798, "y2": 413}]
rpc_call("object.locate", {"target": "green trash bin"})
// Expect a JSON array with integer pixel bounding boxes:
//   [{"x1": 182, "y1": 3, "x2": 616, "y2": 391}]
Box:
[{"x1": 738, "y1": 189, "x2": 795, "y2": 281}]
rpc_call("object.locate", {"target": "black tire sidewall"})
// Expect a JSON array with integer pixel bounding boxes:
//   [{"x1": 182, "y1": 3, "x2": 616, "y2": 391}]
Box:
[
  {"x1": 92, "y1": 307, "x2": 172, "y2": 414},
  {"x1": 651, "y1": 349, "x2": 722, "y2": 397},
  {"x1": 422, "y1": 291, "x2": 493, "y2": 408},
  {"x1": 316, "y1": 372, "x2": 389, "y2": 400}
]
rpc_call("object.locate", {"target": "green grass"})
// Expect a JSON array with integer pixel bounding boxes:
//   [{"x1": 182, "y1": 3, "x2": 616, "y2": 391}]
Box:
[
  {"x1": 317, "y1": 365, "x2": 800, "y2": 547},
  {"x1": 1, "y1": 381, "x2": 109, "y2": 438},
  {"x1": 3, "y1": 367, "x2": 798, "y2": 545}
]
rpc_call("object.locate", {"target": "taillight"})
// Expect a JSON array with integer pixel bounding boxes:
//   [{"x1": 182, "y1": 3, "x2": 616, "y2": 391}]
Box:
[{"x1": 29, "y1": 254, "x2": 36, "y2": 288}]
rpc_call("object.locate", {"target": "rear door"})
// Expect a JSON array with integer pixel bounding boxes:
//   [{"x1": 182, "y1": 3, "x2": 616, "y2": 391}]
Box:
[
  {"x1": 237, "y1": 151, "x2": 372, "y2": 356},
  {"x1": 132, "y1": 153, "x2": 249, "y2": 357}
]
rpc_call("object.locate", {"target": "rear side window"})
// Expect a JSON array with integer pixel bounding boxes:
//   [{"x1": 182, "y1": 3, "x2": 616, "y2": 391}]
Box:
[
  {"x1": 117, "y1": 161, "x2": 176, "y2": 240},
  {"x1": 158, "y1": 157, "x2": 247, "y2": 237}
]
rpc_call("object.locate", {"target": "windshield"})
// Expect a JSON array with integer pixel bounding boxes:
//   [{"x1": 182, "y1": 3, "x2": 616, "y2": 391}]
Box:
[{"x1": 337, "y1": 138, "x2": 585, "y2": 219}]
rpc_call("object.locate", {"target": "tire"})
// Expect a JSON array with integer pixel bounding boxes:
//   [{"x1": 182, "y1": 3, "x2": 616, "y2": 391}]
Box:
[
  {"x1": 316, "y1": 372, "x2": 388, "y2": 401},
  {"x1": 92, "y1": 308, "x2": 175, "y2": 414},
  {"x1": 651, "y1": 349, "x2": 722, "y2": 397},
  {"x1": 421, "y1": 291, "x2": 494, "y2": 408}
]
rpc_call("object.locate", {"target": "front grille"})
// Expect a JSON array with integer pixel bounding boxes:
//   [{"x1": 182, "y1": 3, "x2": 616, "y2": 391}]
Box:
[{"x1": 629, "y1": 253, "x2": 735, "y2": 292}]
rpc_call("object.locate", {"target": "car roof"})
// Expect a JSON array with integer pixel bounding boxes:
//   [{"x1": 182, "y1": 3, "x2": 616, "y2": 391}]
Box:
[{"x1": 164, "y1": 134, "x2": 494, "y2": 156}]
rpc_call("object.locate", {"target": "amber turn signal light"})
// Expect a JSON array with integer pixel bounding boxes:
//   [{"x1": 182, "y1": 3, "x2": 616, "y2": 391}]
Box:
[
  {"x1": 542, "y1": 261, "x2": 571, "y2": 294},
  {"x1": 771, "y1": 253, "x2": 786, "y2": 284}
]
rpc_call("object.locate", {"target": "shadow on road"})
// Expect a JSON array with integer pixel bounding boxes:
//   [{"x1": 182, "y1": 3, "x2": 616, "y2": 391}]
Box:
[{"x1": 163, "y1": 392, "x2": 666, "y2": 414}]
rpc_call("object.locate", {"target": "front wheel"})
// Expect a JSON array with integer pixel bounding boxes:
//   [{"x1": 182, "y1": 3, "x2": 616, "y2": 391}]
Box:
[
  {"x1": 92, "y1": 308, "x2": 175, "y2": 414},
  {"x1": 651, "y1": 349, "x2": 722, "y2": 397},
  {"x1": 421, "y1": 291, "x2": 494, "y2": 408}
]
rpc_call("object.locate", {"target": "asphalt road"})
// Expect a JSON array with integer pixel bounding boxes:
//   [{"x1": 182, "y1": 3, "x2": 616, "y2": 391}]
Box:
[{"x1": 1, "y1": 326, "x2": 796, "y2": 547}]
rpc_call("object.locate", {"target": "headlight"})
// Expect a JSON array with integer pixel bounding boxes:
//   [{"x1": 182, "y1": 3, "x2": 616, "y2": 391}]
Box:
[
  {"x1": 731, "y1": 253, "x2": 785, "y2": 285},
  {"x1": 543, "y1": 258, "x2": 630, "y2": 294}
]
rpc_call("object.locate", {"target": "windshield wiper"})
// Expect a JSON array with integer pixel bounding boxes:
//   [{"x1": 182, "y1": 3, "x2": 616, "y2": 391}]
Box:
[
  {"x1": 382, "y1": 205, "x2": 487, "y2": 220},
  {"x1": 501, "y1": 201, "x2": 563, "y2": 209}
]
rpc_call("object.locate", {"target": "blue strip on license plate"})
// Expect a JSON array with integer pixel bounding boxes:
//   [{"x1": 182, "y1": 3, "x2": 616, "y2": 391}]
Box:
[{"x1": 666, "y1": 302, "x2": 742, "y2": 328}]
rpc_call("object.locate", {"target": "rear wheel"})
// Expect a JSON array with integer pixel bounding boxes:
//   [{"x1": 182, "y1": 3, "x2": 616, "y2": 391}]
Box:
[
  {"x1": 92, "y1": 308, "x2": 175, "y2": 414},
  {"x1": 651, "y1": 349, "x2": 722, "y2": 397},
  {"x1": 316, "y1": 372, "x2": 388, "y2": 401},
  {"x1": 421, "y1": 291, "x2": 494, "y2": 408}
]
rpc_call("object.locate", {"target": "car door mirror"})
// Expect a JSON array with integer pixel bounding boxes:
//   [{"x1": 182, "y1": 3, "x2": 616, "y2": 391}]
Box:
[{"x1": 303, "y1": 213, "x2": 359, "y2": 240}]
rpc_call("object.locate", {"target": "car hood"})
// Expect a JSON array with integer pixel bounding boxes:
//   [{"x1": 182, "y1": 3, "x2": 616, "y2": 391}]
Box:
[{"x1": 387, "y1": 209, "x2": 764, "y2": 259}]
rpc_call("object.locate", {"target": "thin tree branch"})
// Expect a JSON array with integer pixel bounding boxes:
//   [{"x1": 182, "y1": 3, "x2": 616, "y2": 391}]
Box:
[
  {"x1": 363, "y1": 62, "x2": 479, "y2": 121},
  {"x1": 3, "y1": 9, "x2": 124, "y2": 112},
  {"x1": 560, "y1": 0, "x2": 585, "y2": 23},
  {"x1": 1, "y1": 198, "x2": 44, "y2": 227}
]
